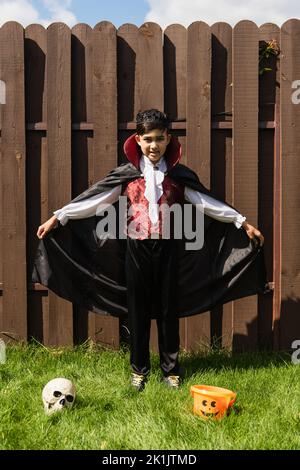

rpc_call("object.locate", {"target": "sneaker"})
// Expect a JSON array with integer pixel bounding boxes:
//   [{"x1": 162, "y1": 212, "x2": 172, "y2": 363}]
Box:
[
  {"x1": 131, "y1": 372, "x2": 147, "y2": 391},
  {"x1": 162, "y1": 375, "x2": 181, "y2": 388}
]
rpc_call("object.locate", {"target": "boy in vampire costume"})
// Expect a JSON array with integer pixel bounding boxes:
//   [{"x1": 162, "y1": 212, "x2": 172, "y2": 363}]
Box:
[{"x1": 33, "y1": 109, "x2": 268, "y2": 391}]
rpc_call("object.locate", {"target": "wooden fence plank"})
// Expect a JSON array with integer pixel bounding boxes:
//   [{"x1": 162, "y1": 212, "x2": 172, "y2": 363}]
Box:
[
  {"x1": 258, "y1": 23, "x2": 280, "y2": 349},
  {"x1": 163, "y1": 23, "x2": 187, "y2": 195},
  {"x1": 0, "y1": 22, "x2": 27, "y2": 342},
  {"x1": 232, "y1": 20, "x2": 259, "y2": 351},
  {"x1": 280, "y1": 19, "x2": 300, "y2": 349},
  {"x1": 47, "y1": 22, "x2": 73, "y2": 346},
  {"x1": 70, "y1": 23, "x2": 97, "y2": 345},
  {"x1": 186, "y1": 21, "x2": 211, "y2": 352},
  {"x1": 117, "y1": 23, "x2": 139, "y2": 123},
  {"x1": 163, "y1": 24, "x2": 187, "y2": 350},
  {"x1": 92, "y1": 21, "x2": 119, "y2": 349},
  {"x1": 211, "y1": 22, "x2": 234, "y2": 350},
  {"x1": 164, "y1": 24, "x2": 187, "y2": 122},
  {"x1": 137, "y1": 22, "x2": 164, "y2": 112},
  {"x1": 25, "y1": 24, "x2": 48, "y2": 343},
  {"x1": 116, "y1": 23, "x2": 139, "y2": 349}
]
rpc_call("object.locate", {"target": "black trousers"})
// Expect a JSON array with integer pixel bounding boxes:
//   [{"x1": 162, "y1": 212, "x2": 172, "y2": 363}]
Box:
[{"x1": 125, "y1": 237, "x2": 180, "y2": 377}]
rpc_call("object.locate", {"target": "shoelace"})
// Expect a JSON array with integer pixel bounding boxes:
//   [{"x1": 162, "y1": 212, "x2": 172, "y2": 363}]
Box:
[
  {"x1": 167, "y1": 375, "x2": 180, "y2": 387},
  {"x1": 132, "y1": 374, "x2": 145, "y2": 386}
]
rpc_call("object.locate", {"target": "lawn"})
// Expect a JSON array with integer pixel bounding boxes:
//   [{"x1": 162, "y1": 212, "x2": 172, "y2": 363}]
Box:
[{"x1": 0, "y1": 342, "x2": 299, "y2": 450}]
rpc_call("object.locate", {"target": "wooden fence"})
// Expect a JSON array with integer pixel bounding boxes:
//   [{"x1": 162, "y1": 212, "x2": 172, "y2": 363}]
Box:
[{"x1": 0, "y1": 19, "x2": 300, "y2": 351}]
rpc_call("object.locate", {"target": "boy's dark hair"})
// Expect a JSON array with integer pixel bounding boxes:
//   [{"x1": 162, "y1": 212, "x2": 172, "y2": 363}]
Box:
[{"x1": 136, "y1": 109, "x2": 170, "y2": 135}]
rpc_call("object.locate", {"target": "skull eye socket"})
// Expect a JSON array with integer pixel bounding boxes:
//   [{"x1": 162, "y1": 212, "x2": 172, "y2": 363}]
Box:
[
  {"x1": 66, "y1": 394, "x2": 74, "y2": 403},
  {"x1": 53, "y1": 390, "x2": 62, "y2": 398},
  {"x1": 211, "y1": 401, "x2": 216, "y2": 407},
  {"x1": 202, "y1": 400, "x2": 207, "y2": 406}
]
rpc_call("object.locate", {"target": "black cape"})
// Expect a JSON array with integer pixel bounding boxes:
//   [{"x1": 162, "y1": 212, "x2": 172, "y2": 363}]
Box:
[{"x1": 31, "y1": 158, "x2": 270, "y2": 319}]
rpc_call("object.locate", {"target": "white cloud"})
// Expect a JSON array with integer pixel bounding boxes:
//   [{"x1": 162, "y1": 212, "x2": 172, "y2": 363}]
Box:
[
  {"x1": 0, "y1": 0, "x2": 39, "y2": 25},
  {"x1": 0, "y1": 0, "x2": 77, "y2": 28},
  {"x1": 41, "y1": 0, "x2": 77, "y2": 27},
  {"x1": 145, "y1": 0, "x2": 300, "y2": 28}
]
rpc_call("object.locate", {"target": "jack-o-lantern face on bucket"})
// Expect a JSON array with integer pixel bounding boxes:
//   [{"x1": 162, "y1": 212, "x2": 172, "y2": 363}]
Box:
[
  {"x1": 198, "y1": 397, "x2": 227, "y2": 419},
  {"x1": 190, "y1": 385, "x2": 236, "y2": 421}
]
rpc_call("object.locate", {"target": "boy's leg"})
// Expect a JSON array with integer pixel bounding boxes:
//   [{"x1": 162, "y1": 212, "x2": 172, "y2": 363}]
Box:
[
  {"x1": 154, "y1": 240, "x2": 180, "y2": 377},
  {"x1": 125, "y1": 238, "x2": 155, "y2": 376},
  {"x1": 156, "y1": 315, "x2": 180, "y2": 377}
]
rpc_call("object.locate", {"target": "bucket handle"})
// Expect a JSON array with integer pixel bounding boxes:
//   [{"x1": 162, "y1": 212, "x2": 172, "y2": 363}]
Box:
[{"x1": 228, "y1": 397, "x2": 236, "y2": 407}]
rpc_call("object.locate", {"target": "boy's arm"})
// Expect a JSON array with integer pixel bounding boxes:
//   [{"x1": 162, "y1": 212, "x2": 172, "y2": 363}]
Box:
[
  {"x1": 53, "y1": 185, "x2": 122, "y2": 226},
  {"x1": 184, "y1": 187, "x2": 246, "y2": 229}
]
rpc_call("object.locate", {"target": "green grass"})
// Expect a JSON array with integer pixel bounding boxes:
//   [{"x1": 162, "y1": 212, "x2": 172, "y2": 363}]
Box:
[{"x1": 0, "y1": 342, "x2": 299, "y2": 450}]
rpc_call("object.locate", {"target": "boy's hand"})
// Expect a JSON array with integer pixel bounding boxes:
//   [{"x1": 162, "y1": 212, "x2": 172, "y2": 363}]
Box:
[
  {"x1": 242, "y1": 221, "x2": 264, "y2": 247},
  {"x1": 37, "y1": 216, "x2": 58, "y2": 239}
]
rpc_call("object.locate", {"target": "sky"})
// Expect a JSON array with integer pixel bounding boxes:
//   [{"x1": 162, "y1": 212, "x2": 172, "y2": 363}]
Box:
[{"x1": 0, "y1": 0, "x2": 299, "y2": 28}]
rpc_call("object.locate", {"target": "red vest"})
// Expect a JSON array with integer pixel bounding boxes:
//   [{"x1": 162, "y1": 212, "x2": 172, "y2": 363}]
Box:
[{"x1": 122, "y1": 176, "x2": 185, "y2": 239}]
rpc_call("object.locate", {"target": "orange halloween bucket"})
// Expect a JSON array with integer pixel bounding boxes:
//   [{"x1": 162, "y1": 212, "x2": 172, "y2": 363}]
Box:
[{"x1": 190, "y1": 385, "x2": 236, "y2": 420}]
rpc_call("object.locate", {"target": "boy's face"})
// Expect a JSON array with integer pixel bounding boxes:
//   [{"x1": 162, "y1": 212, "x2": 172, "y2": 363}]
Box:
[{"x1": 135, "y1": 128, "x2": 171, "y2": 165}]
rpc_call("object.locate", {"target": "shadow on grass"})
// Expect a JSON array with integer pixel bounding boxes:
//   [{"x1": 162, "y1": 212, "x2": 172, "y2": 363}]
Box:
[{"x1": 178, "y1": 349, "x2": 292, "y2": 381}]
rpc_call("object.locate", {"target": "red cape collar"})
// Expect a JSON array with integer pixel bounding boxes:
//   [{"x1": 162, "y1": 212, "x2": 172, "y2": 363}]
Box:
[{"x1": 123, "y1": 133, "x2": 182, "y2": 171}]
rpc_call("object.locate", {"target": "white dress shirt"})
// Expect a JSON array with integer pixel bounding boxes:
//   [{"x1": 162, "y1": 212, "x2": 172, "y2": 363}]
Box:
[
  {"x1": 139, "y1": 154, "x2": 167, "y2": 224},
  {"x1": 53, "y1": 185, "x2": 123, "y2": 226},
  {"x1": 53, "y1": 157, "x2": 246, "y2": 229}
]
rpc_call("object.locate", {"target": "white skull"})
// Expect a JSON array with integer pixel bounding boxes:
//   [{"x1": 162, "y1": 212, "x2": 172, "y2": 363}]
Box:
[{"x1": 42, "y1": 378, "x2": 76, "y2": 415}]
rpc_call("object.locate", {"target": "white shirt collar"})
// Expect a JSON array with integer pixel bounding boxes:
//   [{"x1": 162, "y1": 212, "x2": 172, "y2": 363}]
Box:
[{"x1": 139, "y1": 154, "x2": 167, "y2": 173}]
